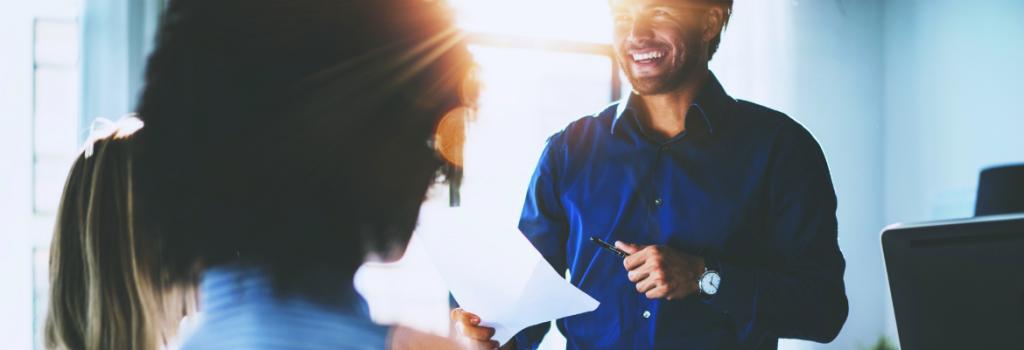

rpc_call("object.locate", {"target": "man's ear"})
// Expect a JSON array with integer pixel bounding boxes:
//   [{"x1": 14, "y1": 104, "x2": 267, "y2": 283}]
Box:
[{"x1": 702, "y1": 7, "x2": 726, "y2": 43}]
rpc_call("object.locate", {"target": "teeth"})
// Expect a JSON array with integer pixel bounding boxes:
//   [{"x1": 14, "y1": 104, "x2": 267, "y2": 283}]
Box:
[{"x1": 631, "y1": 51, "x2": 665, "y2": 62}]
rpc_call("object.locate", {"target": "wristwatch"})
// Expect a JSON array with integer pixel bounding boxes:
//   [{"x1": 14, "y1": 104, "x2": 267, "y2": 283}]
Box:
[{"x1": 697, "y1": 266, "x2": 721, "y2": 296}]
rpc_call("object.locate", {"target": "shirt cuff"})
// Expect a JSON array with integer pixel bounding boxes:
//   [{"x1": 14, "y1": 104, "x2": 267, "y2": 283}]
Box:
[{"x1": 702, "y1": 260, "x2": 765, "y2": 346}]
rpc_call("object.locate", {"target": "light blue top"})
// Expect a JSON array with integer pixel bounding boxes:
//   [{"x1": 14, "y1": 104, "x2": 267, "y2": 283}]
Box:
[{"x1": 181, "y1": 265, "x2": 390, "y2": 350}]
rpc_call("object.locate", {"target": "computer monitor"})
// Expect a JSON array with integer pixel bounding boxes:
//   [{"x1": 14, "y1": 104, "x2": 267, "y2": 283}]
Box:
[{"x1": 882, "y1": 213, "x2": 1024, "y2": 350}]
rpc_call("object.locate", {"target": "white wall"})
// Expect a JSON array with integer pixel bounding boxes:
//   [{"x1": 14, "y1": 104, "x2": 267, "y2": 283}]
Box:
[
  {"x1": 883, "y1": 0, "x2": 1024, "y2": 227},
  {"x1": 0, "y1": 3, "x2": 40, "y2": 349},
  {"x1": 882, "y1": 0, "x2": 1024, "y2": 341},
  {"x1": 713, "y1": 1, "x2": 887, "y2": 348}
]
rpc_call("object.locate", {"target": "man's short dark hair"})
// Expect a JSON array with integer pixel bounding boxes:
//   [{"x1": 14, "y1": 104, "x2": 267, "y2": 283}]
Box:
[{"x1": 135, "y1": 0, "x2": 475, "y2": 300}]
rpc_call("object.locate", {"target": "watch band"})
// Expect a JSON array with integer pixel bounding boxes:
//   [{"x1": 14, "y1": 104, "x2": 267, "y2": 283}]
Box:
[{"x1": 697, "y1": 267, "x2": 710, "y2": 296}]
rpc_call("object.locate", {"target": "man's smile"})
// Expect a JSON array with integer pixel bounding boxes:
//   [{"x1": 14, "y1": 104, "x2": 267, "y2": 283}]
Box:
[
  {"x1": 629, "y1": 48, "x2": 667, "y2": 63},
  {"x1": 625, "y1": 46, "x2": 671, "y2": 77}
]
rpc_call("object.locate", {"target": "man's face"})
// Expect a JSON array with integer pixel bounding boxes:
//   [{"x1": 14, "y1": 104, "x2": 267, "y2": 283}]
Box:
[{"x1": 611, "y1": 0, "x2": 708, "y2": 95}]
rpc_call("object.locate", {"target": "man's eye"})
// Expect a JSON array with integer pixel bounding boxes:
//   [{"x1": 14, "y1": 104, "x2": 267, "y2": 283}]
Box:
[
  {"x1": 652, "y1": 9, "x2": 670, "y2": 17},
  {"x1": 613, "y1": 14, "x2": 632, "y2": 23}
]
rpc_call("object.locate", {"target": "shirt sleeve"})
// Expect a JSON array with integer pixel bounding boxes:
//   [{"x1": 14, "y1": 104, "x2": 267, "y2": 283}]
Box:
[
  {"x1": 704, "y1": 123, "x2": 849, "y2": 347},
  {"x1": 511, "y1": 135, "x2": 570, "y2": 350}
]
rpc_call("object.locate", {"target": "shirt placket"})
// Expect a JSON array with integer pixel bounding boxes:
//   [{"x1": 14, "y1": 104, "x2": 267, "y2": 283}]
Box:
[{"x1": 633, "y1": 139, "x2": 674, "y2": 346}]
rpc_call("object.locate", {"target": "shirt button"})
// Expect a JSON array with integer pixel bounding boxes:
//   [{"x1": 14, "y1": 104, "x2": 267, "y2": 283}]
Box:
[
  {"x1": 654, "y1": 198, "x2": 663, "y2": 206},
  {"x1": 659, "y1": 145, "x2": 670, "y2": 152},
  {"x1": 642, "y1": 310, "x2": 652, "y2": 319}
]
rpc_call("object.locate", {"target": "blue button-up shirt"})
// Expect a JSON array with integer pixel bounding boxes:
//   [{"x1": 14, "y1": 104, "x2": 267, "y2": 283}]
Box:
[{"x1": 513, "y1": 73, "x2": 848, "y2": 350}]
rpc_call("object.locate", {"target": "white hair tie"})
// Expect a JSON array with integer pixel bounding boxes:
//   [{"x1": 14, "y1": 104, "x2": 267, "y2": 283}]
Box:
[{"x1": 83, "y1": 114, "x2": 144, "y2": 158}]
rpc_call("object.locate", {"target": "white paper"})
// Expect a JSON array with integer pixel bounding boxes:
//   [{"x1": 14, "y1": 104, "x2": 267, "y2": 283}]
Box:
[{"x1": 417, "y1": 206, "x2": 600, "y2": 345}]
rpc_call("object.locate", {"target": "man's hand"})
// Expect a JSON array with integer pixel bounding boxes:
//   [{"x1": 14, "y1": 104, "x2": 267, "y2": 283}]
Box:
[
  {"x1": 615, "y1": 241, "x2": 705, "y2": 300},
  {"x1": 450, "y1": 308, "x2": 507, "y2": 350}
]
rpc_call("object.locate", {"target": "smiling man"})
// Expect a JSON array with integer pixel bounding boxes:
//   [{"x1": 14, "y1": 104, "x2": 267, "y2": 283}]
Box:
[{"x1": 453, "y1": 0, "x2": 849, "y2": 349}]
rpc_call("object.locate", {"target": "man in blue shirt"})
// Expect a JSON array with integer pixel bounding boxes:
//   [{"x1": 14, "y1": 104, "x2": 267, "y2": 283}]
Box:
[{"x1": 454, "y1": 0, "x2": 848, "y2": 348}]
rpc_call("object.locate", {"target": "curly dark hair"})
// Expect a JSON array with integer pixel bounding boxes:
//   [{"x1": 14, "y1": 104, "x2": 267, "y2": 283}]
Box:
[{"x1": 133, "y1": 0, "x2": 475, "y2": 302}]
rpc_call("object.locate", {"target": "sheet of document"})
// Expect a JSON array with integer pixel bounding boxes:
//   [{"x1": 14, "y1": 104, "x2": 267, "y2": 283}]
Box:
[{"x1": 417, "y1": 206, "x2": 600, "y2": 345}]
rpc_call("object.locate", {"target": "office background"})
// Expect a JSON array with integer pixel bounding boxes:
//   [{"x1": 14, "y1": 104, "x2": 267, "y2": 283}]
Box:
[{"x1": 1, "y1": 0, "x2": 1021, "y2": 349}]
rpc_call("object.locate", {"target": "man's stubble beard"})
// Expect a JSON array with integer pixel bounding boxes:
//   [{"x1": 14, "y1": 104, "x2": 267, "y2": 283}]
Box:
[{"x1": 623, "y1": 34, "x2": 705, "y2": 96}]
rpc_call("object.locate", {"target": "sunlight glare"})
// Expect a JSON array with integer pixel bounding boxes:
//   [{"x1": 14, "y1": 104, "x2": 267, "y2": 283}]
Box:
[{"x1": 448, "y1": 0, "x2": 613, "y2": 43}]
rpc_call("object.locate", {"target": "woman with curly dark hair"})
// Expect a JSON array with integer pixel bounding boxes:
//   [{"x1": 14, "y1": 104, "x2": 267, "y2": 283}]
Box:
[{"x1": 132, "y1": 0, "x2": 480, "y2": 348}]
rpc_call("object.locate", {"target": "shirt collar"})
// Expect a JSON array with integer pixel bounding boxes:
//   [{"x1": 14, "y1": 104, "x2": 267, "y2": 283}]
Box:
[{"x1": 611, "y1": 71, "x2": 732, "y2": 136}]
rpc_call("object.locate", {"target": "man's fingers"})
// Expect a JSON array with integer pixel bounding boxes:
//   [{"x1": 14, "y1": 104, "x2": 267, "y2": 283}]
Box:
[
  {"x1": 452, "y1": 308, "x2": 497, "y2": 342},
  {"x1": 624, "y1": 254, "x2": 643, "y2": 270},
  {"x1": 615, "y1": 241, "x2": 643, "y2": 254},
  {"x1": 635, "y1": 277, "x2": 657, "y2": 294},
  {"x1": 619, "y1": 242, "x2": 678, "y2": 300},
  {"x1": 627, "y1": 269, "x2": 649, "y2": 283},
  {"x1": 451, "y1": 308, "x2": 481, "y2": 325},
  {"x1": 645, "y1": 286, "x2": 668, "y2": 299},
  {"x1": 623, "y1": 249, "x2": 649, "y2": 270},
  {"x1": 459, "y1": 323, "x2": 496, "y2": 341},
  {"x1": 620, "y1": 242, "x2": 654, "y2": 270}
]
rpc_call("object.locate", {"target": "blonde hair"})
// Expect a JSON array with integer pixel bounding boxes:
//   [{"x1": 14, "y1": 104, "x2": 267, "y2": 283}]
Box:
[{"x1": 44, "y1": 118, "x2": 195, "y2": 350}]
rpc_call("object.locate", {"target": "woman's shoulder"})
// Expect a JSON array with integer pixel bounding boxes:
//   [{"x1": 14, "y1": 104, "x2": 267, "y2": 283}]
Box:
[{"x1": 179, "y1": 308, "x2": 390, "y2": 350}]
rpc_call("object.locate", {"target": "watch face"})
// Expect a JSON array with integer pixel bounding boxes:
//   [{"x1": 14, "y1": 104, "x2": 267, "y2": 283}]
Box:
[{"x1": 700, "y1": 271, "x2": 721, "y2": 295}]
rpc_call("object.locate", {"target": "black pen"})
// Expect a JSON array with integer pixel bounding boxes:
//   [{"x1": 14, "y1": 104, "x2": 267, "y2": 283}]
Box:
[{"x1": 590, "y1": 237, "x2": 630, "y2": 258}]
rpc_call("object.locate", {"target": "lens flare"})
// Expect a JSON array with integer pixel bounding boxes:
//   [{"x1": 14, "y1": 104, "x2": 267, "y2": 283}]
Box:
[{"x1": 434, "y1": 106, "x2": 471, "y2": 167}]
